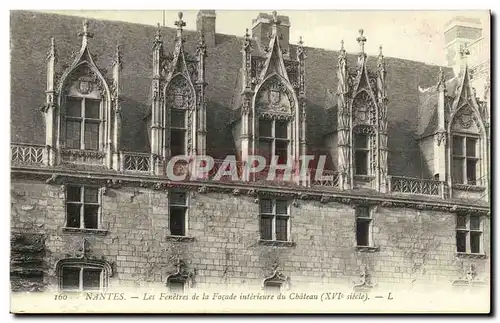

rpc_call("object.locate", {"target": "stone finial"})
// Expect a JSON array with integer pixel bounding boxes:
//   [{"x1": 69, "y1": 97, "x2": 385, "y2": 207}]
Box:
[
  {"x1": 113, "y1": 44, "x2": 122, "y2": 68},
  {"x1": 78, "y1": 19, "x2": 94, "y2": 41},
  {"x1": 243, "y1": 28, "x2": 252, "y2": 50},
  {"x1": 356, "y1": 29, "x2": 367, "y2": 53},
  {"x1": 460, "y1": 43, "x2": 470, "y2": 59},
  {"x1": 46, "y1": 37, "x2": 57, "y2": 62},
  {"x1": 197, "y1": 32, "x2": 207, "y2": 56},
  {"x1": 175, "y1": 11, "x2": 186, "y2": 32},
  {"x1": 437, "y1": 66, "x2": 446, "y2": 89},
  {"x1": 466, "y1": 264, "x2": 477, "y2": 282},
  {"x1": 298, "y1": 36, "x2": 304, "y2": 47},
  {"x1": 338, "y1": 39, "x2": 346, "y2": 60},
  {"x1": 270, "y1": 10, "x2": 281, "y2": 36},
  {"x1": 155, "y1": 22, "x2": 162, "y2": 42}
]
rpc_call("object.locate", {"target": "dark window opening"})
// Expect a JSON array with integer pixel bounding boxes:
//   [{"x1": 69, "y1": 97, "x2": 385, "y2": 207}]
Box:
[
  {"x1": 355, "y1": 151, "x2": 368, "y2": 175},
  {"x1": 61, "y1": 267, "x2": 80, "y2": 291},
  {"x1": 259, "y1": 119, "x2": 272, "y2": 137},
  {"x1": 82, "y1": 268, "x2": 102, "y2": 291},
  {"x1": 264, "y1": 281, "x2": 282, "y2": 294},
  {"x1": 260, "y1": 215, "x2": 273, "y2": 240},
  {"x1": 169, "y1": 207, "x2": 186, "y2": 236},
  {"x1": 276, "y1": 216, "x2": 288, "y2": 241},
  {"x1": 456, "y1": 231, "x2": 467, "y2": 253},
  {"x1": 470, "y1": 232, "x2": 482, "y2": 254},
  {"x1": 167, "y1": 280, "x2": 185, "y2": 293},
  {"x1": 171, "y1": 129, "x2": 186, "y2": 156},
  {"x1": 356, "y1": 219, "x2": 370, "y2": 246},
  {"x1": 275, "y1": 140, "x2": 288, "y2": 165}
]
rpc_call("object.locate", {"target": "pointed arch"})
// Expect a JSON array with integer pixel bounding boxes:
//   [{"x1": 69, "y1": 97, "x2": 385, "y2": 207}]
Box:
[
  {"x1": 351, "y1": 90, "x2": 377, "y2": 126},
  {"x1": 252, "y1": 72, "x2": 298, "y2": 116}
]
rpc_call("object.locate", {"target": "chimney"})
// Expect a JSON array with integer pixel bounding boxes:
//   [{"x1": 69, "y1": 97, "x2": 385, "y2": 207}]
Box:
[
  {"x1": 196, "y1": 10, "x2": 216, "y2": 47},
  {"x1": 444, "y1": 16, "x2": 482, "y2": 76},
  {"x1": 252, "y1": 12, "x2": 290, "y2": 56}
]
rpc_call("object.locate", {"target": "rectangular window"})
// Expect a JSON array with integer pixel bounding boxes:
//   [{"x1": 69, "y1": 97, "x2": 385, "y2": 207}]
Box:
[
  {"x1": 264, "y1": 281, "x2": 282, "y2": 294},
  {"x1": 259, "y1": 199, "x2": 290, "y2": 241},
  {"x1": 258, "y1": 118, "x2": 289, "y2": 165},
  {"x1": 61, "y1": 266, "x2": 103, "y2": 292},
  {"x1": 355, "y1": 206, "x2": 372, "y2": 247},
  {"x1": 452, "y1": 135, "x2": 479, "y2": 185},
  {"x1": 171, "y1": 129, "x2": 186, "y2": 156},
  {"x1": 169, "y1": 191, "x2": 188, "y2": 236},
  {"x1": 167, "y1": 280, "x2": 185, "y2": 293},
  {"x1": 456, "y1": 214, "x2": 483, "y2": 254},
  {"x1": 66, "y1": 185, "x2": 101, "y2": 229},
  {"x1": 65, "y1": 96, "x2": 101, "y2": 150},
  {"x1": 354, "y1": 134, "x2": 369, "y2": 175}
]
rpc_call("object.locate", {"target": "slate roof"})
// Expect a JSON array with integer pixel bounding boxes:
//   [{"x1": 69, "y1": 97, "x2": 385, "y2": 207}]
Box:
[{"x1": 10, "y1": 10, "x2": 455, "y2": 178}]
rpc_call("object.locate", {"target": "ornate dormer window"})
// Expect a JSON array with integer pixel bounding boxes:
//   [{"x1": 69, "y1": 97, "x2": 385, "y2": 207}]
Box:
[
  {"x1": 149, "y1": 13, "x2": 207, "y2": 175},
  {"x1": 447, "y1": 44, "x2": 488, "y2": 199},
  {"x1": 45, "y1": 20, "x2": 119, "y2": 169},
  {"x1": 336, "y1": 31, "x2": 388, "y2": 191},
  {"x1": 233, "y1": 11, "x2": 306, "y2": 184}
]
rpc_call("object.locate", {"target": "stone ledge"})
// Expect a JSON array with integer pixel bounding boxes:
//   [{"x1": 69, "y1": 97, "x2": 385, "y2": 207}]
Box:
[
  {"x1": 165, "y1": 235, "x2": 196, "y2": 242},
  {"x1": 455, "y1": 252, "x2": 487, "y2": 259},
  {"x1": 258, "y1": 239, "x2": 296, "y2": 247},
  {"x1": 452, "y1": 184, "x2": 487, "y2": 192},
  {"x1": 62, "y1": 227, "x2": 109, "y2": 235},
  {"x1": 355, "y1": 245, "x2": 380, "y2": 252}
]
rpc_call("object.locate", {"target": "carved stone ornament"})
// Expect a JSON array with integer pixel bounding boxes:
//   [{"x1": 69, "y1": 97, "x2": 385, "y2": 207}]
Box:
[
  {"x1": 457, "y1": 105, "x2": 475, "y2": 129},
  {"x1": 262, "y1": 262, "x2": 291, "y2": 291},
  {"x1": 352, "y1": 264, "x2": 375, "y2": 291},
  {"x1": 166, "y1": 75, "x2": 194, "y2": 110},
  {"x1": 352, "y1": 91, "x2": 376, "y2": 125},
  {"x1": 78, "y1": 76, "x2": 93, "y2": 94},
  {"x1": 166, "y1": 259, "x2": 195, "y2": 288},
  {"x1": 255, "y1": 77, "x2": 294, "y2": 115}
]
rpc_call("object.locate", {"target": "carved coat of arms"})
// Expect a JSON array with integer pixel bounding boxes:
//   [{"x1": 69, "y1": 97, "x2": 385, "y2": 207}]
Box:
[
  {"x1": 269, "y1": 89, "x2": 281, "y2": 107},
  {"x1": 458, "y1": 106, "x2": 474, "y2": 129},
  {"x1": 78, "y1": 77, "x2": 93, "y2": 95}
]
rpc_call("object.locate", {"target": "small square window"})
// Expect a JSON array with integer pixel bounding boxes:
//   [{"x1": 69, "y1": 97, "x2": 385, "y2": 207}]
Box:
[
  {"x1": 259, "y1": 199, "x2": 290, "y2": 242},
  {"x1": 275, "y1": 121, "x2": 288, "y2": 139},
  {"x1": 62, "y1": 267, "x2": 80, "y2": 291},
  {"x1": 466, "y1": 138, "x2": 477, "y2": 157},
  {"x1": 85, "y1": 99, "x2": 101, "y2": 119},
  {"x1": 67, "y1": 186, "x2": 81, "y2": 202},
  {"x1": 264, "y1": 281, "x2": 282, "y2": 294},
  {"x1": 82, "y1": 268, "x2": 102, "y2": 291},
  {"x1": 456, "y1": 214, "x2": 483, "y2": 254},
  {"x1": 65, "y1": 185, "x2": 101, "y2": 230},
  {"x1": 259, "y1": 119, "x2": 272, "y2": 137},
  {"x1": 456, "y1": 215, "x2": 467, "y2": 229},
  {"x1": 260, "y1": 199, "x2": 273, "y2": 214},
  {"x1": 66, "y1": 98, "x2": 82, "y2": 118},
  {"x1": 171, "y1": 110, "x2": 186, "y2": 128},
  {"x1": 167, "y1": 280, "x2": 185, "y2": 293},
  {"x1": 355, "y1": 134, "x2": 368, "y2": 149},
  {"x1": 453, "y1": 136, "x2": 464, "y2": 156}
]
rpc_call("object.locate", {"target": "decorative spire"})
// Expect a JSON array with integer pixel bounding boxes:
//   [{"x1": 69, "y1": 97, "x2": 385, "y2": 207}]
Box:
[
  {"x1": 175, "y1": 11, "x2": 186, "y2": 39},
  {"x1": 377, "y1": 45, "x2": 385, "y2": 70},
  {"x1": 437, "y1": 66, "x2": 446, "y2": 92},
  {"x1": 243, "y1": 28, "x2": 251, "y2": 50},
  {"x1": 78, "y1": 19, "x2": 94, "y2": 45},
  {"x1": 46, "y1": 37, "x2": 57, "y2": 62},
  {"x1": 155, "y1": 23, "x2": 162, "y2": 42},
  {"x1": 297, "y1": 36, "x2": 306, "y2": 59},
  {"x1": 271, "y1": 10, "x2": 281, "y2": 36},
  {"x1": 113, "y1": 44, "x2": 122, "y2": 69},
  {"x1": 338, "y1": 39, "x2": 346, "y2": 59},
  {"x1": 356, "y1": 29, "x2": 367, "y2": 54},
  {"x1": 196, "y1": 33, "x2": 207, "y2": 57},
  {"x1": 298, "y1": 36, "x2": 304, "y2": 47}
]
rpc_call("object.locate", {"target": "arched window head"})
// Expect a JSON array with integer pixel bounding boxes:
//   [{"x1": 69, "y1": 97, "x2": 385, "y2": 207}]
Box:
[
  {"x1": 165, "y1": 259, "x2": 195, "y2": 293},
  {"x1": 56, "y1": 258, "x2": 112, "y2": 292},
  {"x1": 262, "y1": 268, "x2": 290, "y2": 294}
]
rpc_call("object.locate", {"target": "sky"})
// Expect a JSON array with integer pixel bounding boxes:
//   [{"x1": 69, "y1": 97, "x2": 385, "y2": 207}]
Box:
[{"x1": 40, "y1": 10, "x2": 490, "y2": 66}]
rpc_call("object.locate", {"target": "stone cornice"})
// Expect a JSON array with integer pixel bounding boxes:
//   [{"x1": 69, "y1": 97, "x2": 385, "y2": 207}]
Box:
[{"x1": 11, "y1": 166, "x2": 490, "y2": 216}]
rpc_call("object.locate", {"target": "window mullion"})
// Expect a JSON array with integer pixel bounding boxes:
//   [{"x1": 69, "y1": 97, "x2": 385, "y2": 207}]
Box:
[
  {"x1": 81, "y1": 98, "x2": 86, "y2": 150},
  {"x1": 466, "y1": 216, "x2": 471, "y2": 253},
  {"x1": 80, "y1": 187, "x2": 85, "y2": 229},
  {"x1": 79, "y1": 267, "x2": 84, "y2": 292}
]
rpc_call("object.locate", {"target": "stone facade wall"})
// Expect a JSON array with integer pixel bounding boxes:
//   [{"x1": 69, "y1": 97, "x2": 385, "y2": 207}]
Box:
[{"x1": 11, "y1": 178, "x2": 490, "y2": 293}]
